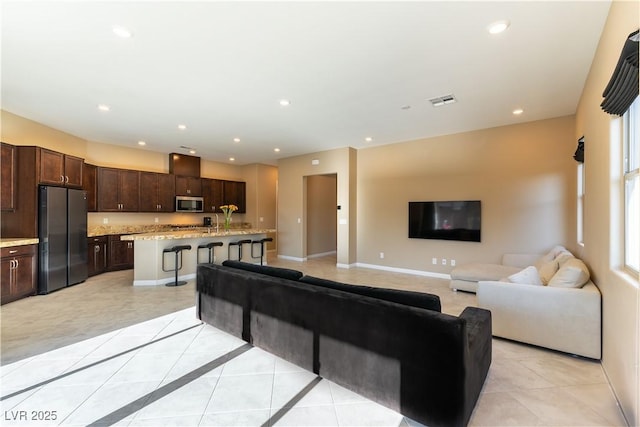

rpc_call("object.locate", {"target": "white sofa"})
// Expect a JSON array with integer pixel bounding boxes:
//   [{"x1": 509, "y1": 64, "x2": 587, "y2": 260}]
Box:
[
  {"x1": 450, "y1": 253, "x2": 540, "y2": 293},
  {"x1": 455, "y1": 247, "x2": 602, "y2": 359}
]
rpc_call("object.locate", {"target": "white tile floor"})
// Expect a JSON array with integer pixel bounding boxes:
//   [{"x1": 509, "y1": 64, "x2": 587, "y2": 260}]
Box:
[{"x1": 0, "y1": 307, "x2": 415, "y2": 427}]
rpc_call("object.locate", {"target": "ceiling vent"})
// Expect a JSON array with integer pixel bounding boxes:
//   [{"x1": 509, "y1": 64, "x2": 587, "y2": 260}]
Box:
[{"x1": 429, "y1": 94, "x2": 457, "y2": 107}]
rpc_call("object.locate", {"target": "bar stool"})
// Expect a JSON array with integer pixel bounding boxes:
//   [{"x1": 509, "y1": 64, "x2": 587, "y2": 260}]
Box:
[
  {"x1": 251, "y1": 237, "x2": 273, "y2": 265},
  {"x1": 228, "y1": 239, "x2": 251, "y2": 261},
  {"x1": 197, "y1": 241, "x2": 223, "y2": 264},
  {"x1": 162, "y1": 244, "x2": 192, "y2": 287}
]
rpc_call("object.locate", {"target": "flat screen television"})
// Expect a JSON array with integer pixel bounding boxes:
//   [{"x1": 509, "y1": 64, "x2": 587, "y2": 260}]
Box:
[{"x1": 408, "y1": 200, "x2": 481, "y2": 242}]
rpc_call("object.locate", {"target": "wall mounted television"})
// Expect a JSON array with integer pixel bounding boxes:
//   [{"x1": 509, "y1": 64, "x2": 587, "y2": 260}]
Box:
[{"x1": 408, "y1": 200, "x2": 481, "y2": 242}]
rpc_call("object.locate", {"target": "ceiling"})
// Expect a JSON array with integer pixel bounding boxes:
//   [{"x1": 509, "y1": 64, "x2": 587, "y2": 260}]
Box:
[{"x1": 1, "y1": 1, "x2": 611, "y2": 166}]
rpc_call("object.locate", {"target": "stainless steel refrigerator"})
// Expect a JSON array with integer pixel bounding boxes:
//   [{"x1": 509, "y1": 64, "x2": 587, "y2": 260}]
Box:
[{"x1": 38, "y1": 186, "x2": 88, "y2": 294}]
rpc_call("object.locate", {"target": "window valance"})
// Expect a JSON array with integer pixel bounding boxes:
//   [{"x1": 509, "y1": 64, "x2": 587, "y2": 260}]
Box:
[{"x1": 601, "y1": 30, "x2": 639, "y2": 116}]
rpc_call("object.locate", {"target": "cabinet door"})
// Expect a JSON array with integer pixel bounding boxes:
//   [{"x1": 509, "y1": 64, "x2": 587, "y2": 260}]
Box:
[
  {"x1": 108, "y1": 236, "x2": 134, "y2": 270},
  {"x1": 157, "y1": 173, "x2": 176, "y2": 212},
  {"x1": 0, "y1": 257, "x2": 12, "y2": 304},
  {"x1": 223, "y1": 181, "x2": 246, "y2": 213},
  {"x1": 97, "y1": 167, "x2": 121, "y2": 211},
  {"x1": 203, "y1": 178, "x2": 224, "y2": 213},
  {"x1": 1, "y1": 245, "x2": 36, "y2": 305},
  {"x1": 39, "y1": 148, "x2": 65, "y2": 185},
  {"x1": 119, "y1": 170, "x2": 139, "y2": 211},
  {"x1": 139, "y1": 172, "x2": 159, "y2": 212},
  {"x1": 87, "y1": 236, "x2": 108, "y2": 276},
  {"x1": 64, "y1": 155, "x2": 84, "y2": 187},
  {"x1": 83, "y1": 164, "x2": 97, "y2": 212},
  {"x1": 175, "y1": 176, "x2": 202, "y2": 196},
  {"x1": 1, "y1": 142, "x2": 17, "y2": 211},
  {"x1": 14, "y1": 253, "x2": 36, "y2": 299}
]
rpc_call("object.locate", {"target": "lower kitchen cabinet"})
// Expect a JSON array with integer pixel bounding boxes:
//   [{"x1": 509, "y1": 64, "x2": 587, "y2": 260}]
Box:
[
  {"x1": 108, "y1": 235, "x2": 134, "y2": 271},
  {"x1": 87, "y1": 236, "x2": 108, "y2": 276},
  {"x1": 1, "y1": 244, "x2": 37, "y2": 305}
]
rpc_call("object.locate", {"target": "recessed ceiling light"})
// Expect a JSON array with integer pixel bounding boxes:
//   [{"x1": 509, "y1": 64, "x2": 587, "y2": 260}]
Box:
[
  {"x1": 279, "y1": 99, "x2": 291, "y2": 107},
  {"x1": 229, "y1": 157, "x2": 235, "y2": 162},
  {"x1": 233, "y1": 138, "x2": 241, "y2": 143},
  {"x1": 112, "y1": 26, "x2": 132, "y2": 38},
  {"x1": 189, "y1": 150, "x2": 196, "y2": 154},
  {"x1": 365, "y1": 137, "x2": 373, "y2": 142},
  {"x1": 178, "y1": 124, "x2": 187, "y2": 130},
  {"x1": 512, "y1": 108, "x2": 524, "y2": 115},
  {"x1": 400, "y1": 105, "x2": 411, "y2": 110},
  {"x1": 97, "y1": 104, "x2": 110, "y2": 112},
  {"x1": 137, "y1": 141, "x2": 146, "y2": 146},
  {"x1": 274, "y1": 148, "x2": 281, "y2": 152},
  {"x1": 488, "y1": 20, "x2": 510, "y2": 35}
]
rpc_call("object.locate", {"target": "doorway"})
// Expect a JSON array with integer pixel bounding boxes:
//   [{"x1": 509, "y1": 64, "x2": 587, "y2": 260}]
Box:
[{"x1": 305, "y1": 174, "x2": 337, "y2": 258}]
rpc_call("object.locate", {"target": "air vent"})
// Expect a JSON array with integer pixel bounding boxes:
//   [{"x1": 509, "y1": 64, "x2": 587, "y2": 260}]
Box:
[{"x1": 429, "y1": 94, "x2": 457, "y2": 107}]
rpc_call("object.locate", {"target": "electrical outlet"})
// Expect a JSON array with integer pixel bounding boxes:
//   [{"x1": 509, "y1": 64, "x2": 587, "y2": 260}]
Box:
[
  {"x1": 450, "y1": 259, "x2": 456, "y2": 266},
  {"x1": 432, "y1": 257, "x2": 437, "y2": 265},
  {"x1": 154, "y1": 217, "x2": 159, "y2": 223},
  {"x1": 260, "y1": 217, "x2": 264, "y2": 222},
  {"x1": 442, "y1": 258, "x2": 447, "y2": 265},
  {"x1": 297, "y1": 218, "x2": 301, "y2": 224},
  {"x1": 103, "y1": 218, "x2": 108, "y2": 224},
  {"x1": 379, "y1": 252, "x2": 384, "y2": 259}
]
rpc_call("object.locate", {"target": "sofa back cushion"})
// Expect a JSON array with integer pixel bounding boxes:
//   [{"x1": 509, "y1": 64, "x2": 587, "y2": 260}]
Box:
[
  {"x1": 299, "y1": 275, "x2": 441, "y2": 312},
  {"x1": 222, "y1": 260, "x2": 303, "y2": 281}
]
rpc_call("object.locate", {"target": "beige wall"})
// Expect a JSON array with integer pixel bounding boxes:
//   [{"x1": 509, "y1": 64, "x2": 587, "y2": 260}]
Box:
[
  {"x1": 0, "y1": 110, "x2": 274, "y2": 229},
  {"x1": 357, "y1": 116, "x2": 576, "y2": 273},
  {"x1": 306, "y1": 174, "x2": 337, "y2": 256},
  {"x1": 575, "y1": 1, "x2": 639, "y2": 424},
  {"x1": 277, "y1": 147, "x2": 356, "y2": 265}
]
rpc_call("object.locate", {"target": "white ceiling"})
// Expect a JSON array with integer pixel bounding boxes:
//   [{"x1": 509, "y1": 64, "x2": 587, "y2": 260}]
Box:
[{"x1": 2, "y1": 1, "x2": 611, "y2": 166}]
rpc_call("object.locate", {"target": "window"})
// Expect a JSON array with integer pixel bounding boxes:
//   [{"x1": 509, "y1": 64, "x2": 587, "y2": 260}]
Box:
[
  {"x1": 623, "y1": 97, "x2": 639, "y2": 275},
  {"x1": 577, "y1": 162, "x2": 585, "y2": 245}
]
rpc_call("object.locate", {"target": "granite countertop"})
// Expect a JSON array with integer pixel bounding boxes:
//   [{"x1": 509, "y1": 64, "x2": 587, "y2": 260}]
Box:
[
  {"x1": 121, "y1": 228, "x2": 276, "y2": 241},
  {"x1": 0, "y1": 238, "x2": 39, "y2": 248},
  {"x1": 87, "y1": 223, "x2": 253, "y2": 237}
]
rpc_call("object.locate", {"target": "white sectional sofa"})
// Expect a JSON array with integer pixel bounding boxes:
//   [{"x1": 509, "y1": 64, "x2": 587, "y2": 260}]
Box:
[{"x1": 453, "y1": 246, "x2": 602, "y2": 359}]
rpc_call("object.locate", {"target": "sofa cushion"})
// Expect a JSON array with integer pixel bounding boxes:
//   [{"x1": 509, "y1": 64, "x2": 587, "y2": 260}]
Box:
[
  {"x1": 450, "y1": 263, "x2": 521, "y2": 282},
  {"x1": 548, "y1": 258, "x2": 590, "y2": 288},
  {"x1": 508, "y1": 266, "x2": 543, "y2": 286},
  {"x1": 534, "y1": 258, "x2": 559, "y2": 285},
  {"x1": 221, "y1": 260, "x2": 303, "y2": 281},
  {"x1": 299, "y1": 275, "x2": 441, "y2": 312}
]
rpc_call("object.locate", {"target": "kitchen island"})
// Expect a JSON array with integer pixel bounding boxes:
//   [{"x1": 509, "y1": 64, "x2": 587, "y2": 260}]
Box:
[{"x1": 121, "y1": 228, "x2": 275, "y2": 286}]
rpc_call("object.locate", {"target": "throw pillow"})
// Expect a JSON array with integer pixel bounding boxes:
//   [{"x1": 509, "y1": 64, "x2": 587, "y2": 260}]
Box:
[
  {"x1": 534, "y1": 258, "x2": 559, "y2": 285},
  {"x1": 508, "y1": 266, "x2": 543, "y2": 286},
  {"x1": 554, "y1": 250, "x2": 574, "y2": 268},
  {"x1": 548, "y1": 258, "x2": 590, "y2": 288},
  {"x1": 539, "y1": 245, "x2": 567, "y2": 263}
]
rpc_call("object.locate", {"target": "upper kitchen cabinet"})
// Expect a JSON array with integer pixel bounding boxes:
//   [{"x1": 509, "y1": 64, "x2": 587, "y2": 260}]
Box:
[
  {"x1": 202, "y1": 178, "x2": 224, "y2": 213},
  {"x1": 139, "y1": 171, "x2": 175, "y2": 212},
  {"x1": 39, "y1": 148, "x2": 83, "y2": 188},
  {"x1": 223, "y1": 180, "x2": 246, "y2": 213},
  {"x1": 175, "y1": 175, "x2": 202, "y2": 197},
  {"x1": 97, "y1": 167, "x2": 140, "y2": 212},
  {"x1": 1, "y1": 142, "x2": 17, "y2": 211},
  {"x1": 83, "y1": 163, "x2": 97, "y2": 212}
]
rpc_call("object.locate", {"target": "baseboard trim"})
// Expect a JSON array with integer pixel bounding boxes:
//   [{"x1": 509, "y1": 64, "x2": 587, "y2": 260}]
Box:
[
  {"x1": 308, "y1": 251, "x2": 337, "y2": 259},
  {"x1": 355, "y1": 262, "x2": 451, "y2": 280},
  {"x1": 133, "y1": 273, "x2": 196, "y2": 286},
  {"x1": 277, "y1": 255, "x2": 307, "y2": 262}
]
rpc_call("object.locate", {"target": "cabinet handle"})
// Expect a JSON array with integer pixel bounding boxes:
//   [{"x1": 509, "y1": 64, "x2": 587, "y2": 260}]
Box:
[
  {"x1": 95, "y1": 245, "x2": 100, "y2": 253},
  {"x1": 65, "y1": 176, "x2": 69, "y2": 184},
  {"x1": 9, "y1": 249, "x2": 17, "y2": 254},
  {"x1": 60, "y1": 175, "x2": 65, "y2": 183},
  {"x1": 187, "y1": 189, "x2": 191, "y2": 194}
]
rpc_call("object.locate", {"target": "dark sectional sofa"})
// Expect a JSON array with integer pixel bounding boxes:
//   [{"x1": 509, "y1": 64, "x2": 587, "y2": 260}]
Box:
[{"x1": 196, "y1": 260, "x2": 492, "y2": 427}]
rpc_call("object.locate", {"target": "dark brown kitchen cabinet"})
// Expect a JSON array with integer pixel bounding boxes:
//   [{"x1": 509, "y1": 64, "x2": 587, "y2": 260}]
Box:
[
  {"x1": 108, "y1": 235, "x2": 134, "y2": 271},
  {"x1": 139, "y1": 172, "x2": 175, "y2": 212},
  {"x1": 175, "y1": 175, "x2": 202, "y2": 196},
  {"x1": 202, "y1": 178, "x2": 224, "y2": 213},
  {"x1": 87, "y1": 236, "x2": 108, "y2": 276},
  {"x1": 223, "y1": 180, "x2": 246, "y2": 213},
  {"x1": 1, "y1": 142, "x2": 17, "y2": 211},
  {"x1": 39, "y1": 148, "x2": 83, "y2": 188},
  {"x1": 1, "y1": 244, "x2": 37, "y2": 305},
  {"x1": 97, "y1": 167, "x2": 140, "y2": 212},
  {"x1": 83, "y1": 163, "x2": 97, "y2": 212}
]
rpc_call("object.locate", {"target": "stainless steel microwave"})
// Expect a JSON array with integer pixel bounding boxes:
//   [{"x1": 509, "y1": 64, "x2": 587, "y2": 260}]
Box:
[{"x1": 175, "y1": 196, "x2": 204, "y2": 212}]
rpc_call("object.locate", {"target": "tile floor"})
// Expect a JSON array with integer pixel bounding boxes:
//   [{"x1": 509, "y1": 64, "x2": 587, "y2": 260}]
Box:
[{"x1": 0, "y1": 255, "x2": 629, "y2": 426}]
